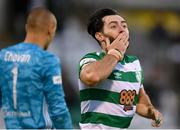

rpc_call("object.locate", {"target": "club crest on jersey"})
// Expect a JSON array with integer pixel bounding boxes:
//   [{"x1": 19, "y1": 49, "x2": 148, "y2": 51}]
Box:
[{"x1": 135, "y1": 71, "x2": 142, "y2": 83}]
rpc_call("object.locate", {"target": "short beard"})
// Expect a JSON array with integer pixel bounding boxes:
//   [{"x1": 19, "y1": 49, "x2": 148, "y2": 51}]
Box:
[
  {"x1": 109, "y1": 36, "x2": 115, "y2": 44},
  {"x1": 108, "y1": 36, "x2": 130, "y2": 49}
]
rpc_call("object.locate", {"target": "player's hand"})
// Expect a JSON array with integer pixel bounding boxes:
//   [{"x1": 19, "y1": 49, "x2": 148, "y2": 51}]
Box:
[
  {"x1": 151, "y1": 109, "x2": 163, "y2": 127},
  {"x1": 107, "y1": 32, "x2": 129, "y2": 56}
]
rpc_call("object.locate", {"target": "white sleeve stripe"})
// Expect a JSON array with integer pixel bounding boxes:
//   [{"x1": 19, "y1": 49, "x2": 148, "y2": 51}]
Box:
[
  {"x1": 80, "y1": 58, "x2": 97, "y2": 67},
  {"x1": 81, "y1": 62, "x2": 91, "y2": 69}
]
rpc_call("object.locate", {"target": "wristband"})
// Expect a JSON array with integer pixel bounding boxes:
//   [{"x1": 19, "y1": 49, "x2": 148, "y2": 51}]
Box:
[
  {"x1": 107, "y1": 49, "x2": 123, "y2": 61},
  {"x1": 114, "y1": 49, "x2": 123, "y2": 56}
]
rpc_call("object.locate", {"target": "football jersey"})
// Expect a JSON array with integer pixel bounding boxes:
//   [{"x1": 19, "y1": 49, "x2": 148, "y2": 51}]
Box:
[
  {"x1": 78, "y1": 52, "x2": 144, "y2": 129},
  {"x1": 0, "y1": 42, "x2": 72, "y2": 129}
]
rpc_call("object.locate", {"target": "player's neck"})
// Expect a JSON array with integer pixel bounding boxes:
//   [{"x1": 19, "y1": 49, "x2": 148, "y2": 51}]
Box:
[{"x1": 24, "y1": 32, "x2": 47, "y2": 49}]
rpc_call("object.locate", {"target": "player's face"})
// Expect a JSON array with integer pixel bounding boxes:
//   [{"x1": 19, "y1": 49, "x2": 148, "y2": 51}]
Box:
[{"x1": 102, "y1": 15, "x2": 129, "y2": 43}]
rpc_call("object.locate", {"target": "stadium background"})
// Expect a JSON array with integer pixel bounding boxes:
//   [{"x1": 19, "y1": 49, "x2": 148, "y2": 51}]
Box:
[{"x1": 0, "y1": 0, "x2": 179, "y2": 128}]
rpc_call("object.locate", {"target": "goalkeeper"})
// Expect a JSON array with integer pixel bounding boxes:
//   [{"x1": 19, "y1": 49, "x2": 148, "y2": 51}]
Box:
[{"x1": 0, "y1": 7, "x2": 72, "y2": 129}]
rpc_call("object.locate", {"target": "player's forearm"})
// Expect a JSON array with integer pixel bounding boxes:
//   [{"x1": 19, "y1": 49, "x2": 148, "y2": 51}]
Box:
[
  {"x1": 136, "y1": 88, "x2": 156, "y2": 119},
  {"x1": 80, "y1": 54, "x2": 118, "y2": 86},
  {"x1": 136, "y1": 103, "x2": 155, "y2": 119}
]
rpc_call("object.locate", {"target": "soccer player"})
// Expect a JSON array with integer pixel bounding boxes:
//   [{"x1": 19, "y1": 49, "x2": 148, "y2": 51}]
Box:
[
  {"x1": 78, "y1": 8, "x2": 163, "y2": 129},
  {"x1": 0, "y1": 7, "x2": 72, "y2": 129}
]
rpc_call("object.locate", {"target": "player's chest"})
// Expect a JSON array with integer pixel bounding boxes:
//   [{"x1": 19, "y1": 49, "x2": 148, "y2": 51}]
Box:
[{"x1": 107, "y1": 63, "x2": 142, "y2": 84}]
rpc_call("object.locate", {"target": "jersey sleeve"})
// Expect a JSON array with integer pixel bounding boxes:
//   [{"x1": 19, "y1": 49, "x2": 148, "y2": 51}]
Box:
[
  {"x1": 0, "y1": 89, "x2": 2, "y2": 108},
  {"x1": 137, "y1": 59, "x2": 144, "y2": 86},
  {"x1": 41, "y1": 54, "x2": 72, "y2": 129},
  {"x1": 78, "y1": 52, "x2": 104, "y2": 76}
]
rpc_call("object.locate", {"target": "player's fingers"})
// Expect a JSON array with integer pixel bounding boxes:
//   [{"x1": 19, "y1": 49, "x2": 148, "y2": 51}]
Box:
[
  {"x1": 155, "y1": 111, "x2": 162, "y2": 121},
  {"x1": 156, "y1": 120, "x2": 163, "y2": 127},
  {"x1": 122, "y1": 34, "x2": 129, "y2": 44},
  {"x1": 151, "y1": 120, "x2": 157, "y2": 127},
  {"x1": 151, "y1": 120, "x2": 159, "y2": 127},
  {"x1": 124, "y1": 36, "x2": 129, "y2": 45},
  {"x1": 105, "y1": 38, "x2": 110, "y2": 45},
  {"x1": 116, "y1": 32, "x2": 126, "y2": 41},
  {"x1": 152, "y1": 120, "x2": 162, "y2": 128},
  {"x1": 120, "y1": 33, "x2": 127, "y2": 42},
  {"x1": 151, "y1": 113, "x2": 163, "y2": 127},
  {"x1": 125, "y1": 41, "x2": 129, "y2": 49},
  {"x1": 156, "y1": 113, "x2": 163, "y2": 127}
]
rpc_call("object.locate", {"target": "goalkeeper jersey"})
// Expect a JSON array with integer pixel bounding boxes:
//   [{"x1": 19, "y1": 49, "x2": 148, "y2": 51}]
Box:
[
  {"x1": 0, "y1": 42, "x2": 72, "y2": 129},
  {"x1": 78, "y1": 52, "x2": 144, "y2": 129}
]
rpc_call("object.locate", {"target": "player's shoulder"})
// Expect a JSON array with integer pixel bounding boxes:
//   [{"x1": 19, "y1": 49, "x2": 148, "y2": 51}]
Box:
[
  {"x1": 1, "y1": 42, "x2": 41, "y2": 52},
  {"x1": 81, "y1": 51, "x2": 106, "y2": 60},
  {"x1": 79, "y1": 51, "x2": 105, "y2": 69},
  {"x1": 42, "y1": 51, "x2": 60, "y2": 64},
  {"x1": 123, "y1": 54, "x2": 139, "y2": 63},
  {"x1": 0, "y1": 44, "x2": 17, "y2": 52},
  {"x1": 0, "y1": 44, "x2": 20, "y2": 58}
]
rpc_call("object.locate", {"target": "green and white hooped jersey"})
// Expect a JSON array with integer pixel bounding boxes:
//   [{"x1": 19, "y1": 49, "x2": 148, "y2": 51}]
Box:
[{"x1": 78, "y1": 52, "x2": 144, "y2": 129}]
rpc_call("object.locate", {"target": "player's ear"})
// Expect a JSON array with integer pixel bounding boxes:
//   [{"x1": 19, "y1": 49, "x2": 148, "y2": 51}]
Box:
[
  {"x1": 48, "y1": 23, "x2": 56, "y2": 37},
  {"x1": 47, "y1": 24, "x2": 52, "y2": 36},
  {"x1": 25, "y1": 24, "x2": 28, "y2": 32},
  {"x1": 95, "y1": 32, "x2": 108, "y2": 49},
  {"x1": 95, "y1": 32, "x2": 104, "y2": 42}
]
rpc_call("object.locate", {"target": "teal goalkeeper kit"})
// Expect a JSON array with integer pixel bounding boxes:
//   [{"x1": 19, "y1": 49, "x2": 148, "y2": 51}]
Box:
[{"x1": 0, "y1": 43, "x2": 72, "y2": 129}]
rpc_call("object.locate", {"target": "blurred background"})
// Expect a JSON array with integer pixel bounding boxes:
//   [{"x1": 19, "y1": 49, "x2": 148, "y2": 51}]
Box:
[{"x1": 0, "y1": 0, "x2": 180, "y2": 129}]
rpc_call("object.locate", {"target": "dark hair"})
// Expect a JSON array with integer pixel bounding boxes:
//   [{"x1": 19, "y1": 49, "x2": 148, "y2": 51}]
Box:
[{"x1": 87, "y1": 8, "x2": 119, "y2": 40}]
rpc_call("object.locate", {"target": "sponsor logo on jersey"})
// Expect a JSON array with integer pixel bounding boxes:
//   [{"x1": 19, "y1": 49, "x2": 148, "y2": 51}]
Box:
[
  {"x1": 123, "y1": 104, "x2": 133, "y2": 111},
  {"x1": 1, "y1": 109, "x2": 31, "y2": 117},
  {"x1": 53, "y1": 75, "x2": 62, "y2": 84},
  {"x1": 114, "y1": 72, "x2": 122, "y2": 79},
  {"x1": 4, "y1": 51, "x2": 31, "y2": 63},
  {"x1": 119, "y1": 90, "x2": 136, "y2": 111}
]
